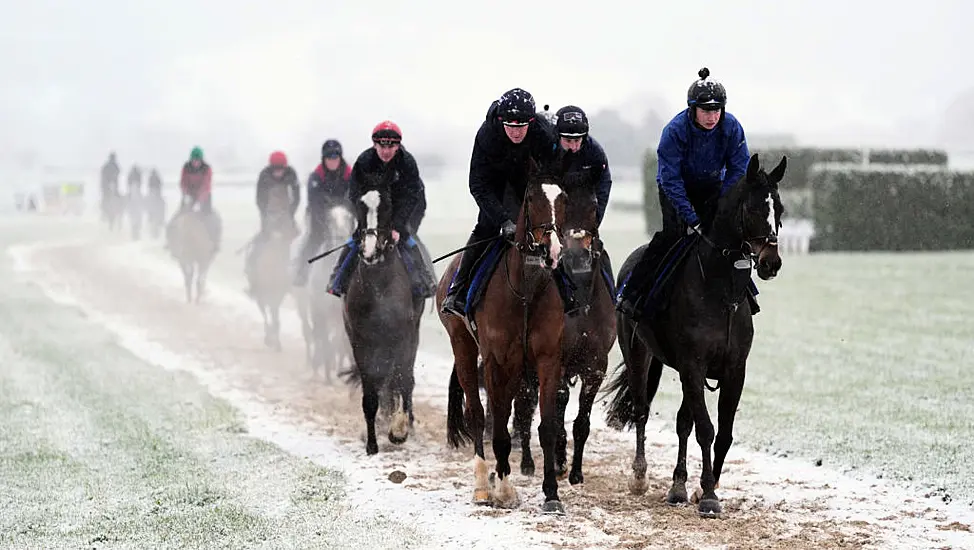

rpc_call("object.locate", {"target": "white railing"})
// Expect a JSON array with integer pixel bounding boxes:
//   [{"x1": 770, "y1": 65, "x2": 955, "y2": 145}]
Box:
[{"x1": 778, "y1": 218, "x2": 815, "y2": 255}]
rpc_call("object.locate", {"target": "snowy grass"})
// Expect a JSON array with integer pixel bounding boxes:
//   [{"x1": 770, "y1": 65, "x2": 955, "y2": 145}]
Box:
[{"x1": 0, "y1": 222, "x2": 423, "y2": 549}]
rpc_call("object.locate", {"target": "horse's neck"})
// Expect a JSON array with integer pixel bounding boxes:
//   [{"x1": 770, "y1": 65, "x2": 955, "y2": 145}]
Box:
[
  {"x1": 498, "y1": 245, "x2": 554, "y2": 308},
  {"x1": 684, "y1": 242, "x2": 751, "y2": 308},
  {"x1": 355, "y1": 252, "x2": 406, "y2": 292}
]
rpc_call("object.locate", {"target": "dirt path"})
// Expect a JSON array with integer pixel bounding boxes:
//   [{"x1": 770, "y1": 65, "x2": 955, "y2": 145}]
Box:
[{"x1": 16, "y1": 236, "x2": 974, "y2": 550}]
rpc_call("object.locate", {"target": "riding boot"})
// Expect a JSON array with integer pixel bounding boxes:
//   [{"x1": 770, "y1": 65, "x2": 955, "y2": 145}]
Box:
[
  {"x1": 441, "y1": 237, "x2": 488, "y2": 318},
  {"x1": 401, "y1": 238, "x2": 437, "y2": 299},
  {"x1": 747, "y1": 281, "x2": 761, "y2": 315},
  {"x1": 616, "y1": 245, "x2": 659, "y2": 321},
  {"x1": 327, "y1": 245, "x2": 354, "y2": 297}
]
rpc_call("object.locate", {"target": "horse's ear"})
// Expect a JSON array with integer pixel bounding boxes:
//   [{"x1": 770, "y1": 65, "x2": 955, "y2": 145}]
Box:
[
  {"x1": 746, "y1": 153, "x2": 760, "y2": 182},
  {"x1": 768, "y1": 155, "x2": 787, "y2": 188}
]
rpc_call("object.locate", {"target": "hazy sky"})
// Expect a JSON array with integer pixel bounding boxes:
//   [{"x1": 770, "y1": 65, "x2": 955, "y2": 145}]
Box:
[{"x1": 1, "y1": 0, "x2": 969, "y2": 170}]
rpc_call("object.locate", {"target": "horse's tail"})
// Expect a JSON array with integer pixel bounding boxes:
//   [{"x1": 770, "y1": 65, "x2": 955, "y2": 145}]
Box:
[
  {"x1": 602, "y1": 360, "x2": 635, "y2": 430},
  {"x1": 446, "y1": 365, "x2": 472, "y2": 448}
]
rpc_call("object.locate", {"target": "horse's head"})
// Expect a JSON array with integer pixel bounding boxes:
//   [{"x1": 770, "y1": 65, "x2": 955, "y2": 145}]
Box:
[
  {"x1": 328, "y1": 202, "x2": 357, "y2": 243},
  {"x1": 554, "y1": 168, "x2": 601, "y2": 276},
  {"x1": 357, "y1": 172, "x2": 396, "y2": 265},
  {"x1": 714, "y1": 153, "x2": 787, "y2": 280},
  {"x1": 516, "y1": 158, "x2": 566, "y2": 270}
]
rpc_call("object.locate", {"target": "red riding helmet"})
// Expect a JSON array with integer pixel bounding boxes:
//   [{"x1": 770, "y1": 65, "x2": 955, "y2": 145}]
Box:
[
  {"x1": 371, "y1": 121, "x2": 402, "y2": 142},
  {"x1": 269, "y1": 151, "x2": 288, "y2": 167}
]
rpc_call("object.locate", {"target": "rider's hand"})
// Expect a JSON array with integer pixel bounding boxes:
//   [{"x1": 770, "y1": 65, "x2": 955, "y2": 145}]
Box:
[
  {"x1": 391, "y1": 229, "x2": 400, "y2": 243},
  {"x1": 500, "y1": 220, "x2": 516, "y2": 240}
]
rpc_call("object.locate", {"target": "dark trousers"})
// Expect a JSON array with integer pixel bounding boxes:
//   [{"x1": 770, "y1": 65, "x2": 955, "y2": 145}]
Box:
[{"x1": 444, "y1": 217, "x2": 499, "y2": 304}]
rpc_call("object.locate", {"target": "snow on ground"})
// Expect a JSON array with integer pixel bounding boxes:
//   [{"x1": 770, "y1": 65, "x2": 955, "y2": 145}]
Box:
[{"x1": 6, "y1": 220, "x2": 974, "y2": 549}]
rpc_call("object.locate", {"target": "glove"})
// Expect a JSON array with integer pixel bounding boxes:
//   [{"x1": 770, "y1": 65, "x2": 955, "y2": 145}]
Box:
[
  {"x1": 687, "y1": 223, "x2": 701, "y2": 236},
  {"x1": 500, "y1": 220, "x2": 516, "y2": 240}
]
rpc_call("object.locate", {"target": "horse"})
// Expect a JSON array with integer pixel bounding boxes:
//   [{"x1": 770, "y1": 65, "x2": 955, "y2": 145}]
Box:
[
  {"x1": 437, "y1": 158, "x2": 569, "y2": 514},
  {"x1": 103, "y1": 191, "x2": 124, "y2": 232},
  {"x1": 342, "y1": 172, "x2": 423, "y2": 455},
  {"x1": 128, "y1": 189, "x2": 143, "y2": 240},
  {"x1": 295, "y1": 204, "x2": 357, "y2": 382},
  {"x1": 604, "y1": 153, "x2": 786, "y2": 518},
  {"x1": 508, "y1": 169, "x2": 618, "y2": 485},
  {"x1": 145, "y1": 192, "x2": 167, "y2": 240},
  {"x1": 247, "y1": 197, "x2": 299, "y2": 351},
  {"x1": 169, "y1": 206, "x2": 218, "y2": 304}
]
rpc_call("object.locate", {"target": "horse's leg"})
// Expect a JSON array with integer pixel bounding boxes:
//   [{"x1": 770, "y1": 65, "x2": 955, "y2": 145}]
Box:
[
  {"x1": 512, "y1": 372, "x2": 538, "y2": 476},
  {"x1": 568, "y1": 357, "x2": 607, "y2": 486},
  {"x1": 479, "y1": 359, "x2": 494, "y2": 444},
  {"x1": 486, "y1": 356, "x2": 520, "y2": 509},
  {"x1": 554, "y1": 379, "x2": 570, "y2": 479},
  {"x1": 181, "y1": 263, "x2": 193, "y2": 304},
  {"x1": 680, "y1": 368, "x2": 721, "y2": 517},
  {"x1": 361, "y1": 373, "x2": 381, "y2": 456},
  {"x1": 270, "y1": 303, "x2": 282, "y2": 352},
  {"x1": 713, "y1": 366, "x2": 746, "y2": 492},
  {"x1": 536, "y1": 353, "x2": 566, "y2": 514},
  {"x1": 452, "y1": 341, "x2": 488, "y2": 504},
  {"x1": 623, "y1": 342, "x2": 660, "y2": 495},
  {"x1": 666, "y1": 396, "x2": 693, "y2": 506},
  {"x1": 195, "y1": 264, "x2": 207, "y2": 304}
]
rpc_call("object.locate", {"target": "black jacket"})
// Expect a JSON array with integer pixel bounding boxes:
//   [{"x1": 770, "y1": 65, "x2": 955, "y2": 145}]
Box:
[
  {"x1": 256, "y1": 165, "x2": 300, "y2": 220},
  {"x1": 468, "y1": 101, "x2": 558, "y2": 227},
  {"x1": 553, "y1": 135, "x2": 613, "y2": 225},
  {"x1": 349, "y1": 147, "x2": 426, "y2": 236}
]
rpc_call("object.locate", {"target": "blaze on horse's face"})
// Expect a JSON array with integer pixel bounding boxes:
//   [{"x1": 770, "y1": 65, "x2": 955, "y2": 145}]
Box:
[
  {"x1": 359, "y1": 188, "x2": 394, "y2": 264},
  {"x1": 554, "y1": 172, "x2": 600, "y2": 272},
  {"x1": 520, "y1": 171, "x2": 565, "y2": 270},
  {"x1": 740, "y1": 155, "x2": 787, "y2": 281}
]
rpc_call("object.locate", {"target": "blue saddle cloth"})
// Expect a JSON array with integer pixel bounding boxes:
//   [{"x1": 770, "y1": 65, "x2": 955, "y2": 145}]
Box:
[
  {"x1": 328, "y1": 236, "x2": 436, "y2": 299},
  {"x1": 617, "y1": 233, "x2": 758, "y2": 318}
]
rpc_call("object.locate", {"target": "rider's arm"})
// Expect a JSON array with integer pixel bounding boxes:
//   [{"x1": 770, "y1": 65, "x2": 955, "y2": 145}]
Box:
[
  {"x1": 720, "y1": 115, "x2": 750, "y2": 196},
  {"x1": 468, "y1": 125, "x2": 510, "y2": 227},
  {"x1": 199, "y1": 166, "x2": 212, "y2": 201},
  {"x1": 392, "y1": 155, "x2": 423, "y2": 235},
  {"x1": 255, "y1": 171, "x2": 267, "y2": 212},
  {"x1": 179, "y1": 165, "x2": 190, "y2": 195},
  {"x1": 288, "y1": 169, "x2": 301, "y2": 216},
  {"x1": 657, "y1": 123, "x2": 699, "y2": 227},
  {"x1": 590, "y1": 138, "x2": 613, "y2": 227}
]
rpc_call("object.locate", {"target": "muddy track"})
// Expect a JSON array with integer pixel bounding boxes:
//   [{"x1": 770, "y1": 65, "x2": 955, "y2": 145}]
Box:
[{"x1": 23, "y1": 237, "x2": 971, "y2": 549}]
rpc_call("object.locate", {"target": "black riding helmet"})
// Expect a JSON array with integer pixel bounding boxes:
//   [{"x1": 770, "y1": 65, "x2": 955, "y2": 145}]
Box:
[
  {"x1": 497, "y1": 88, "x2": 536, "y2": 126},
  {"x1": 687, "y1": 67, "x2": 727, "y2": 111},
  {"x1": 555, "y1": 105, "x2": 588, "y2": 137},
  {"x1": 321, "y1": 139, "x2": 342, "y2": 158}
]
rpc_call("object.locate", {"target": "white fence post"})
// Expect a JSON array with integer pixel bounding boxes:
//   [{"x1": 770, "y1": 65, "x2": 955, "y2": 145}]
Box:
[{"x1": 778, "y1": 218, "x2": 815, "y2": 255}]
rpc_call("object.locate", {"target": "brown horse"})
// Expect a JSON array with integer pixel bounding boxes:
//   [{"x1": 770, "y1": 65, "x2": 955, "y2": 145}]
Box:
[
  {"x1": 295, "y1": 204, "x2": 357, "y2": 382},
  {"x1": 605, "y1": 153, "x2": 786, "y2": 517},
  {"x1": 247, "y1": 210, "x2": 298, "y2": 352},
  {"x1": 169, "y1": 208, "x2": 217, "y2": 303},
  {"x1": 437, "y1": 159, "x2": 569, "y2": 514},
  {"x1": 510, "y1": 170, "x2": 617, "y2": 485}
]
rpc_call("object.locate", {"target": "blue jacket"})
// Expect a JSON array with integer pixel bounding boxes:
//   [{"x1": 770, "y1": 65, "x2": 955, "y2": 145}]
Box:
[
  {"x1": 656, "y1": 109, "x2": 749, "y2": 226},
  {"x1": 553, "y1": 135, "x2": 613, "y2": 225}
]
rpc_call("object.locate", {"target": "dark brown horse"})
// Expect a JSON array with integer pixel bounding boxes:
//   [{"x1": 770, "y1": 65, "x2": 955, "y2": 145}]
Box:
[
  {"x1": 437, "y1": 159, "x2": 569, "y2": 514},
  {"x1": 169, "y1": 207, "x2": 218, "y2": 304},
  {"x1": 604, "y1": 153, "x2": 786, "y2": 517},
  {"x1": 247, "y1": 197, "x2": 298, "y2": 352},
  {"x1": 343, "y1": 173, "x2": 423, "y2": 455},
  {"x1": 510, "y1": 170, "x2": 617, "y2": 485}
]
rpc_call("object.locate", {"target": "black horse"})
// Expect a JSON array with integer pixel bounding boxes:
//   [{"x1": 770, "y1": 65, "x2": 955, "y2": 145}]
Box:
[
  {"x1": 510, "y1": 170, "x2": 618, "y2": 486},
  {"x1": 604, "y1": 153, "x2": 786, "y2": 517},
  {"x1": 342, "y1": 172, "x2": 423, "y2": 455}
]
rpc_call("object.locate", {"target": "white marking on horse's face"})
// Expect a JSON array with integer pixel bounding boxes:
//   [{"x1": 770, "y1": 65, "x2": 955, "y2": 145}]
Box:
[
  {"x1": 766, "y1": 194, "x2": 777, "y2": 236},
  {"x1": 362, "y1": 190, "x2": 381, "y2": 259},
  {"x1": 542, "y1": 183, "x2": 563, "y2": 267}
]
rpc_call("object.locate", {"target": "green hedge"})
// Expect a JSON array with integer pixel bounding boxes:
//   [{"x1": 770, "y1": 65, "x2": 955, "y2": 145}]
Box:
[
  {"x1": 810, "y1": 167, "x2": 974, "y2": 251},
  {"x1": 867, "y1": 149, "x2": 948, "y2": 166}
]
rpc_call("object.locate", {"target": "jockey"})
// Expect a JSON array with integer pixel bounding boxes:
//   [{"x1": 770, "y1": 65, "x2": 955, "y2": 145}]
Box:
[
  {"x1": 167, "y1": 146, "x2": 222, "y2": 251},
  {"x1": 127, "y1": 164, "x2": 143, "y2": 196},
  {"x1": 327, "y1": 121, "x2": 436, "y2": 299},
  {"x1": 551, "y1": 105, "x2": 613, "y2": 226},
  {"x1": 245, "y1": 151, "x2": 300, "y2": 294},
  {"x1": 440, "y1": 87, "x2": 557, "y2": 318},
  {"x1": 100, "y1": 152, "x2": 120, "y2": 216},
  {"x1": 292, "y1": 139, "x2": 353, "y2": 286},
  {"x1": 147, "y1": 168, "x2": 163, "y2": 195},
  {"x1": 616, "y1": 67, "x2": 751, "y2": 320}
]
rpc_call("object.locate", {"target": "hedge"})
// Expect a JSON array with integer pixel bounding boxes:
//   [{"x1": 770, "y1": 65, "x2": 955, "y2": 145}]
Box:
[
  {"x1": 866, "y1": 149, "x2": 948, "y2": 166},
  {"x1": 810, "y1": 167, "x2": 974, "y2": 251}
]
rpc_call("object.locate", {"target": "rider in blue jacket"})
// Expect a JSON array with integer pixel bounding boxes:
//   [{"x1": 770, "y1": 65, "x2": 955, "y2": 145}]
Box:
[{"x1": 617, "y1": 67, "x2": 751, "y2": 320}]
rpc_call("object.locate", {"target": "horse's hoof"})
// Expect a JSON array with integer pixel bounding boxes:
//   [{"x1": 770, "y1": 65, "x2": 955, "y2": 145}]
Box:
[
  {"x1": 666, "y1": 485, "x2": 689, "y2": 506},
  {"x1": 366, "y1": 442, "x2": 379, "y2": 456},
  {"x1": 388, "y1": 432, "x2": 407, "y2": 445},
  {"x1": 520, "y1": 461, "x2": 535, "y2": 477},
  {"x1": 697, "y1": 498, "x2": 722, "y2": 518},
  {"x1": 541, "y1": 500, "x2": 566, "y2": 515},
  {"x1": 472, "y1": 489, "x2": 490, "y2": 505},
  {"x1": 628, "y1": 476, "x2": 648, "y2": 496},
  {"x1": 556, "y1": 464, "x2": 568, "y2": 481},
  {"x1": 568, "y1": 470, "x2": 583, "y2": 486}
]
